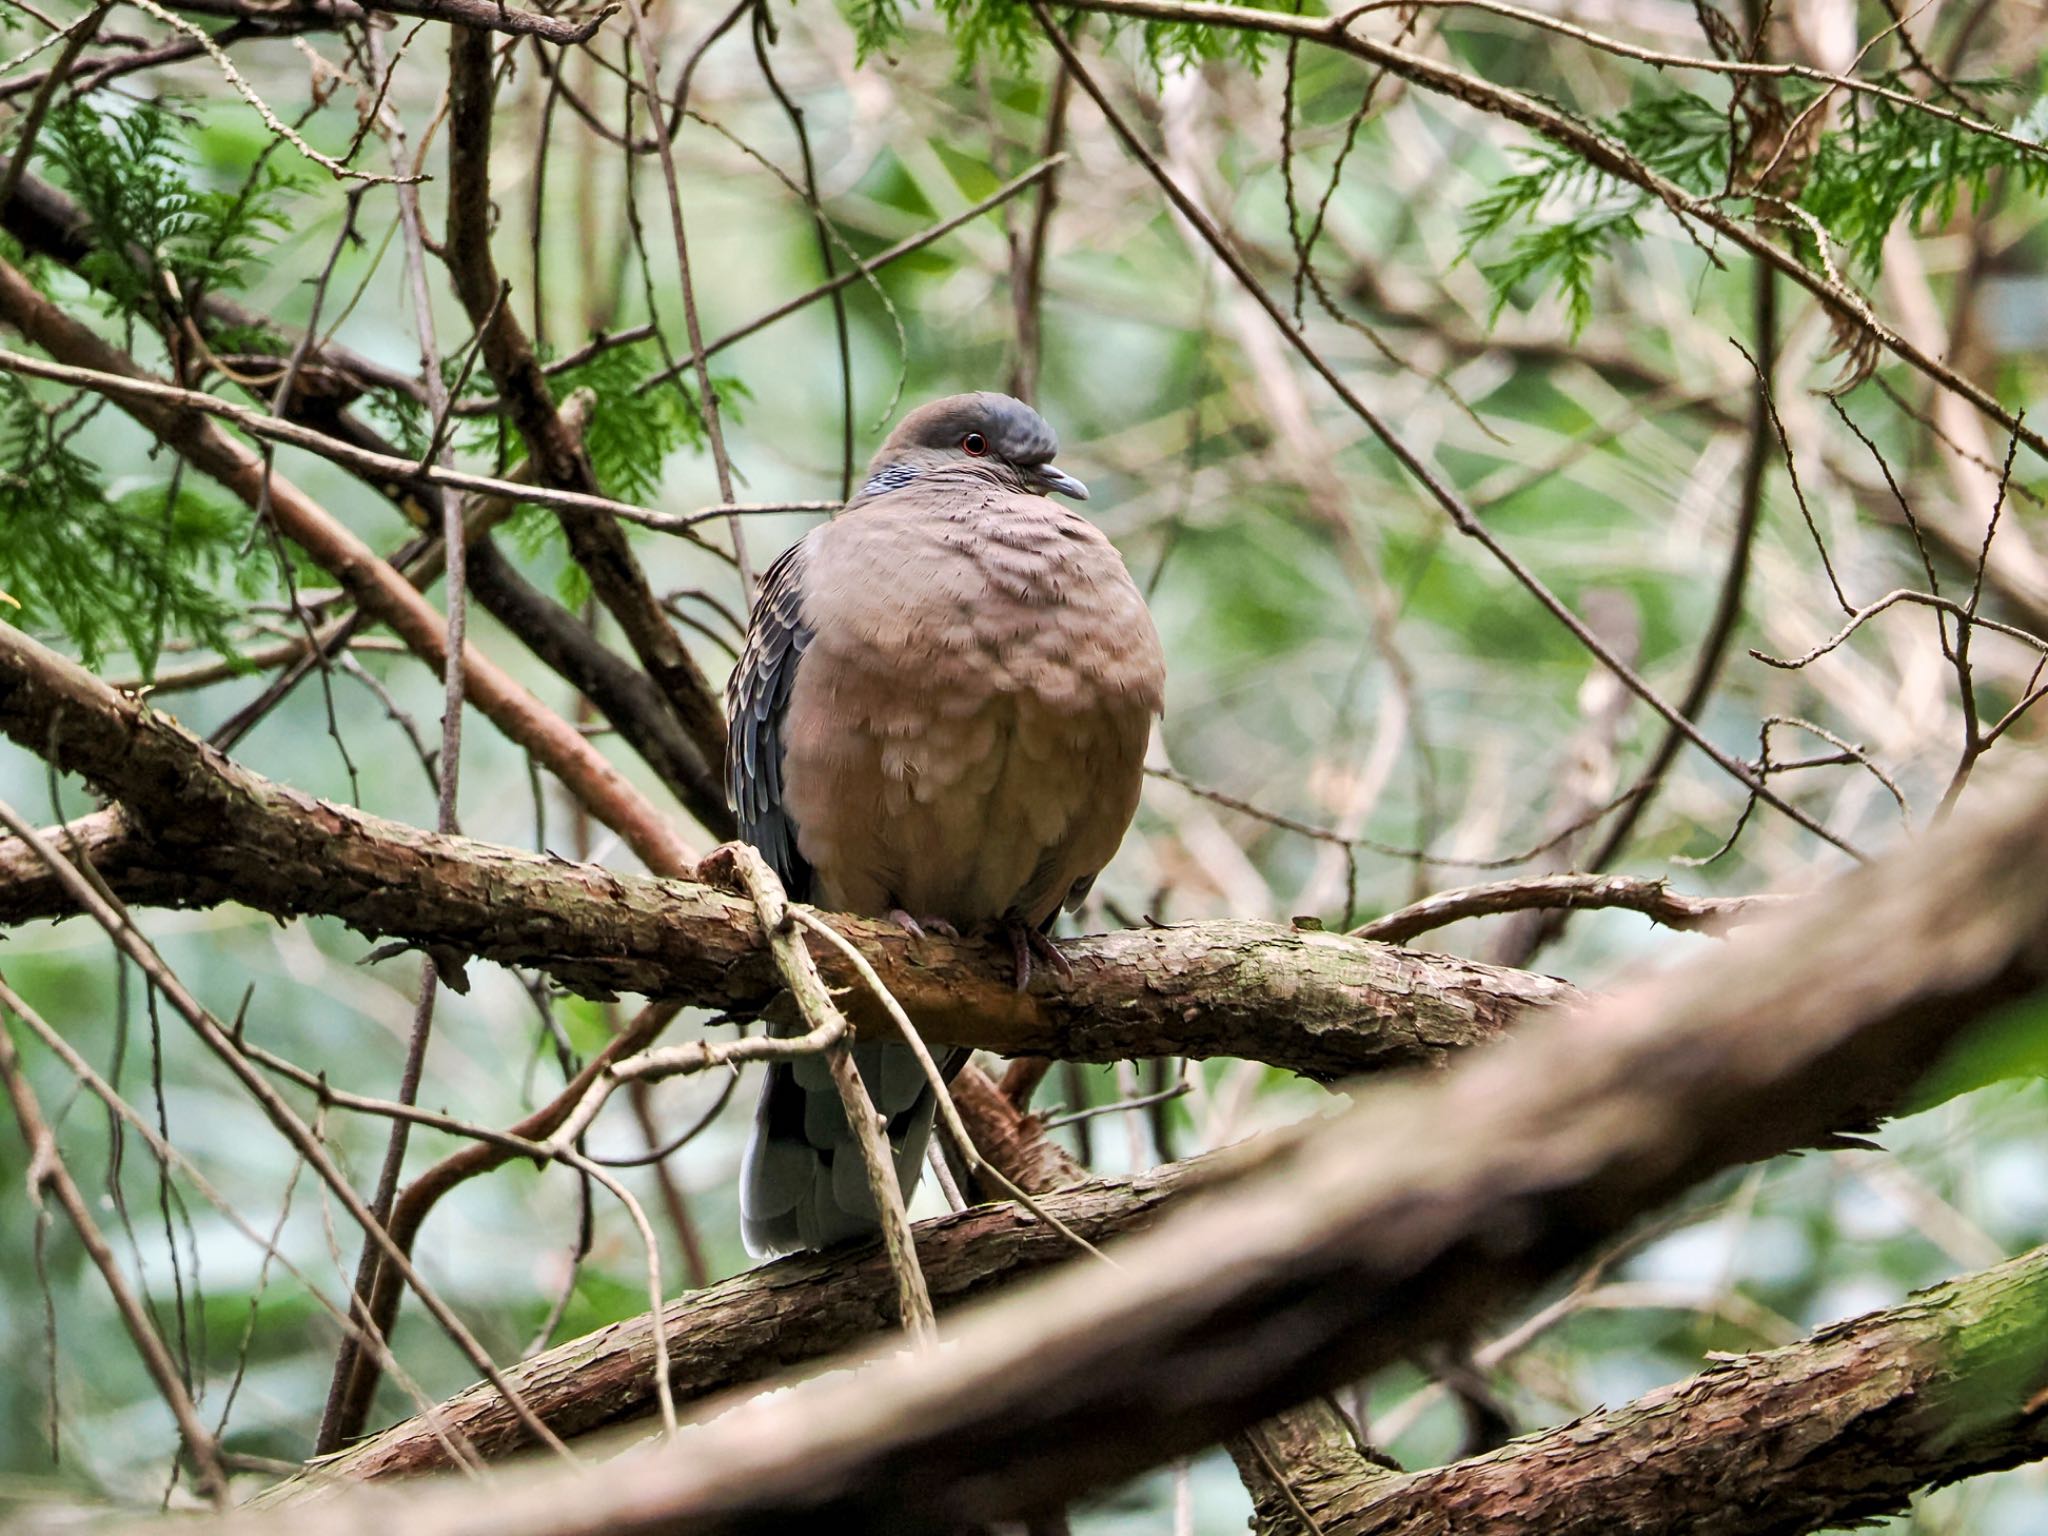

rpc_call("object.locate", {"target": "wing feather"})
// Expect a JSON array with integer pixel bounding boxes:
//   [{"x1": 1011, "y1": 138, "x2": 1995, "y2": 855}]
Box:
[{"x1": 725, "y1": 539, "x2": 815, "y2": 901}]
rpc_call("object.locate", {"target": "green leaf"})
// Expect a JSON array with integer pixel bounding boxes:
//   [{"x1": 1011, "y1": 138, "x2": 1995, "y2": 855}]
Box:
[
  {"x1": 43, "y1": 99, "x2": 300, "y2": 320},
  {"x1": 1802, "y1": 84, "x2": 2048, "y2": 274},
  {"x1": 0, "y1": 377, "x2": 248, "y2": 675}
]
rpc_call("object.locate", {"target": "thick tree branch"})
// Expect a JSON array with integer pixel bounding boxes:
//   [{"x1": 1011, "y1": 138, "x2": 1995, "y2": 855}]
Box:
[
  {"x1": 951, "y1": 1061, "x2": 1392, "y2": 1527},
  {"x1": 281, "y1": 1163, "x2": 1207, "y2": 1485},
  {"x1": 1277, "y1": 1240, "x2": 2048, "y2": 1536},
  {"x1": 199, "y1": 763, "x2": 2048, "y2": 1533},
  {"x1": 0, "y1": 624, "x2": 1570, "y2": 1079}
]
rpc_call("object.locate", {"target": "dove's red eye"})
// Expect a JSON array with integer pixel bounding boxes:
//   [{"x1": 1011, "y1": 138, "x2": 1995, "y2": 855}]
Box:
[{"x1": 961, "y1": 432, "x2": 988, "y2": 456}]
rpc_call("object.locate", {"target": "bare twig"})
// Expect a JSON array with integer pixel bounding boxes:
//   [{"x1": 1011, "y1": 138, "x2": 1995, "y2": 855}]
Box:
[
  {"x1": 0, "y1": 2, "x2": 111, "y2": 215},
  {"x1": 125, "y1": 0, "x2": 419, "y2": 184},
  {"x1": 0, "y1": 980, "x2": 491, "y2": 1473},
  {"x1": 790, "y1": 911, "x2": 1114, "y2": 1266},
  {"x1": 716, "y1": 846, "x2": 934, "y2": 1336},
  {"x1": 1332, "y1": 0, "x2": 2046, "y2": 158},
  {"x1": 0, "y1": 1017, "x2": 229, "y2": 1505},
  {"x1": 0, "y1": 799, "x2": 574, "y2": 1464},
  {"x1": 619, "y1": 0, "x2": 749, "y2": 578},
  {"x1": 632, "y1": 156, "x2": 1067, "y2": 397},
  {"x1": 445, "y1": 26, "x2": 733, "y2": 776},
  {"x1": 1032, "y1": 9, "x2": 1860, "y2": 860},
  {"x1": 1353, "y1": 874, "x2": 1794, "y2": 944},
  {"x1": 162, "y1": 0, "x2": 614, "y2": 41},
  {"x1": 0, "y1": 277, "x2": 697, "y2": 874},
  {"x1": 317, "y1": 83, "x2": 476, "y2": 1451},
  {"x1": 1051, "y1": 0, "x2": 2048, "y2": 475}
]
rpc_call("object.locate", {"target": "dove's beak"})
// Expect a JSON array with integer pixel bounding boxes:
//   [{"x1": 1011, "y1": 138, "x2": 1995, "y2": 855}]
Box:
[{"x1": 1029, "y1": 462, "x2": 1089, "y2": 500}]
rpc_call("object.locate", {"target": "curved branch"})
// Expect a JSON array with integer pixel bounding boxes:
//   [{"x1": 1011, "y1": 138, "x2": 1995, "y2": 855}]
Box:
[
  {"x1": 1566, "y1": 263, "x2": 1779, "y2": 893},
  {"x1": 161, "y1": 0, "x2": 613, "y2": 41},
  {"x1": 1353, "y1": 874, "x2": 1792, "y2": 944},
  {"x1": 446, "y1": 29, "x2": 732, "y2": 784},
  {"x1": 276, "y1": 1163, "x2": 1204, "y2": 1486}
]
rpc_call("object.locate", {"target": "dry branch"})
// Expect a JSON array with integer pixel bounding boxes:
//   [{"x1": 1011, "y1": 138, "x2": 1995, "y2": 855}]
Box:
[
  {"x1": 162, "y1": 0, "x2": 611, "y2": 41},
  {"x1": 0, "y1": 345, "x2": 722, "y2": 538},
  {"x1": 188, "y1": 762, "x2": 2048, "y2": 1533},
  {"x1": 0, "y1": 165, "x2": 730, "y2": 830},
  {"x1": 0, "y1": 623, "x2": 1571, "y2": 1079},
  {"x1": 0, "y1": 168, "x2": 421, "y2": 403},
  {"x1": 1354, "y1": 874, "x2": 1793, "y2": 944},
  {"x1": 1056, "y1": 0, "x2": 2048, "y2": 472},
  {"x1": 0, "y1": 1022, "x2": 230, "y2": 1502}
]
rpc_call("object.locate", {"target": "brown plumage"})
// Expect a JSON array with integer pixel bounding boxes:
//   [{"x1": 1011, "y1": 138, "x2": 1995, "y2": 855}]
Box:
[{"x1": 727, "y1": 392, "x2": 1165, "y2": 1257}]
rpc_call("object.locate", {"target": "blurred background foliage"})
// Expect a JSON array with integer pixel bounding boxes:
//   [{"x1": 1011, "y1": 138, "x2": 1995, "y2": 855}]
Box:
[{"x1": 0, "y1": 0, "x2": 2046, "y2": 1528}]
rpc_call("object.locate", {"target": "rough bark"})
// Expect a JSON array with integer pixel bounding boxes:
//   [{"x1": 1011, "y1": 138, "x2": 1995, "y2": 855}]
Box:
[
  {"x1": 950, "y1": 1064, "x2": 1397, "y2": 1526},
  {"x1": 1232, "y1": 1401, "x2": 1397, "y2": 1533},
  {"x1": 1293, "y1": 1241, "x2": 2048, "y2": 1536},
  {"x1": 947, "y1": 1064, "x2": 1094, "y2": 1196},
  {"x1": 281, "y1": 1162, "x2": 1210, "y2": 1486},
  {"x1": 185, "y1": 768, "x2": 2048, "y2": 1536},
  {"x1": 0, "y1": 624, "x2": 1572, "y2": 1079}
]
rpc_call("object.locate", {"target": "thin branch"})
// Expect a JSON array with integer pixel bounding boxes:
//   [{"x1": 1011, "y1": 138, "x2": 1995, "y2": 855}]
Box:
[
  {"x1": 1547, "y1": 264, "x2": 1779, "y2": 918},
  {"x1": 1334, "y1": 0, "x2": 2047, "y2": 159},
  {"x1": 0, "y1": 799, "x2": 573, "y2": 1464},
  {"x1": 7, "y1": 354, "x2": 716, "y2": 538},
  {"x1": 317, "y1": 82, "x2": 477, "y2": 1452},
  {"x1": 632, "y1": 155, "x2": 1067, "y2": 397},
  {"x1": 0, "y1": 274, "x2": 697, "y2": 874},
  {"x1": 791, "y1": 909, "x2": 1114, "y2": 1264},
  {"x1": 0, "y1": 1, "x2": 110, "y2": 215},
  {"x1": 124, "y1": 0, "x2": 419, "y2": 184},
  {"x1": 712, "y1": 843, "x2": 929, "y2": 1335},
  {"x1": 0, "y1": 1018, "x2": 229, "y2": 1505},
  {"x1": 620, "y1": 0, "x2": 749, "y2": 578},
  {"x1": 0, "y1": 979, "x2": 491, "y2": 1473},
  {"x1": 1032, "y1": 10, "x2": 1861, "y2": 861},
  {"x1": 1053, "y1": 0, "x2": 2048, "y2": 475},
  {"x1": 1353, "y1": 874, "x2": 1794, "y2": 944},
  {"x1": 1750, "y1": 587, "x2": 2048, "y2": 671},
  {"x1": 160, "y1": 0, "x2": 614, "y2": 41},
  {"x1": 322, "y1": 1002, "x2": 684, "y2": 1448},
  {"x1": 445, "y1": 26, "x2": 732, "y2": 777}
]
